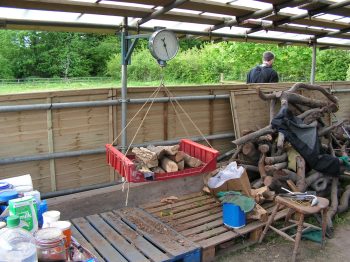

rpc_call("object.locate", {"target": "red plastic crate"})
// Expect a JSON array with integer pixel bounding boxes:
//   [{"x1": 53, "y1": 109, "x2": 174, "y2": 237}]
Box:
[{"x1": 105, "y1": 139, "x2": 219, "y2": 182}]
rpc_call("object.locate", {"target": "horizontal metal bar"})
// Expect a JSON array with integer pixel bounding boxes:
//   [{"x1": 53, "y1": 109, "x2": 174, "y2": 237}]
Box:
[
  {"x1": 0, "y1": 94, "x2": 230, "y2": 113},
  {"x1": 125, "y1": 33, "x2": 150, "y2": 40},
  {"x1": 128, "y1": 94, "x2": 229, "y2": 104},
  {"x1": 331, "y1": 89, "x2": 350, "y2": 93},
  {"x1": 0, "y1": 133, "x2": 234, "y2": 165}
]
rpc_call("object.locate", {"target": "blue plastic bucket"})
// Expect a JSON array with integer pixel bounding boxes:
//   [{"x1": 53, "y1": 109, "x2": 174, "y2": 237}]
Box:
[{"x1": 222, "y1": 203, "x2": 246, "y2": 229}]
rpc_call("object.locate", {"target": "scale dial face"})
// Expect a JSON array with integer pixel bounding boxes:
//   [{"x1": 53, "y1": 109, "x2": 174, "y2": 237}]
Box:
[{"x1": 149, "y1": 29, "x2": 179, "y2": 62}]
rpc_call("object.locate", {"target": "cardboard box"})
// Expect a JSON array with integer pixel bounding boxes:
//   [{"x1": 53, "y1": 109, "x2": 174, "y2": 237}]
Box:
[{"x1": 210, "y1": 170, "x2": 252, "y2": 197}]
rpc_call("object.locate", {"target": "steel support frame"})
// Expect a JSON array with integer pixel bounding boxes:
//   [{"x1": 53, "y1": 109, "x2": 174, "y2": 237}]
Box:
[{"x1": 310, "y1": 41, "x2": 317, "y2": 84}]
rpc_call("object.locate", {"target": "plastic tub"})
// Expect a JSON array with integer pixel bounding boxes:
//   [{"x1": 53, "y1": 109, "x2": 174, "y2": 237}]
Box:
[
  {"x1": 222, "y1": 203, "x2": 246, "y2": 229},
  {"x1": 106, "y1": 139, "x2": 219, "y2": 182}
]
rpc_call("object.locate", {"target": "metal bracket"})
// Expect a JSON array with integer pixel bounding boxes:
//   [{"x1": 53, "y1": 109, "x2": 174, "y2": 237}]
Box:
[{"x1": 121, "y1": 32, "x2": 151, "y2": 65}]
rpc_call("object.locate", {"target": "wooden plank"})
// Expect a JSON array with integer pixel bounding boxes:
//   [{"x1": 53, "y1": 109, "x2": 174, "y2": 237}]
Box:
[
  {"x1": 175, "y1": 207, "x2": 222, "y2": 225},
  {"x1": 140, "y1": 192, "x2": 204, "y2": 209},
  {"x1": 115, "y1": 208, "x2": 198, "y2": 257},
  {"x1": 101, "y1": 212, "x2": 170, "y2": 262},
  {"x1": 72, "y1": 217, "x2": 127, "y2": 262},
  {"x1": 174, "y1": 212, "x2": 223, "y2": 231},
  {"x1": 181, "y1": 219, "x2": 223, "y2": 237},
  {"x1": 71, "y1": 224, "x2": 104, "y2": 261},
  {"x1": 189, "y1": 226, "x2": 229, "y2": 242},
  {"x1": 230, "y1": 91, "x2": 240, "y2": 138},
  {"x1": 86, "y1": 214, "x2": 149, "y2": 262},
  {"x1": 159, "y1": 202, "x2": 221, "y2": 222},
  {"x1": 108, "y1": 89, "x2": 115, "y2": 183},
  {"x1": 146, "y1": 194, "x2": 213, "y2": 213},
  {"x1": 47, "y1": 97, "x2": 56, "y2": 191},
  {"x1": 149, "y1": 198, "x2": 217, "y2": 216}
]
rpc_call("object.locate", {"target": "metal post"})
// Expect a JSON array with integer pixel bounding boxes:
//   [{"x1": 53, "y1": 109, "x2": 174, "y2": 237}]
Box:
[
  {"x1": 121, "y1": 17, "x2": 128, "y2": 153},
  {"x1": 311, "y1": 42, "x2": 316, "y2": 84}
]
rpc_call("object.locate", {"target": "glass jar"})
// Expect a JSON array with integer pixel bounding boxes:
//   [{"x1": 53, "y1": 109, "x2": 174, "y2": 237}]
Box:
[{"x1": 34, "y1": 227, "x2": 68, "y2": 262}]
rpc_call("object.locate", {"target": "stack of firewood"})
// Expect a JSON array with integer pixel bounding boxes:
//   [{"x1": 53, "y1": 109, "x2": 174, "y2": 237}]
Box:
[
  {"x1": 132, "y1": 144, "x2": 202, "y2": 175},
  {"x1": 230, "y1": 83, "x2": 349, "y2": 235}
]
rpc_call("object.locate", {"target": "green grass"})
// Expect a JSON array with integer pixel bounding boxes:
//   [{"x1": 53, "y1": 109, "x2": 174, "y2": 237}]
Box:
[{"x1": 0, "y1": 79, "x2": 237, "y2": 95}]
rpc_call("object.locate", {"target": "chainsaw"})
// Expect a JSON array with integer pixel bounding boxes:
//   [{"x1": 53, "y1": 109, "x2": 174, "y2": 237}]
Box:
[{"x1": 279, "y1": 187, "x2": 319, "y2": 206}]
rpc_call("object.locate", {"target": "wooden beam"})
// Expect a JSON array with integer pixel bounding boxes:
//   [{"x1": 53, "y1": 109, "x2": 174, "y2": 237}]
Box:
[
  {"x1": 47, "y1": 97, "x2": 57, "y2": 191},
  {"x1": 108, "y1": 90, "x2": 115, "y2": 182}
]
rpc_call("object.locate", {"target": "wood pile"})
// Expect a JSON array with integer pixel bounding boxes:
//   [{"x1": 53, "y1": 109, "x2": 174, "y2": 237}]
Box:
[
  {"x1": 131, "y1": 144, "x2": 203, "y2": 176},
  {"x1": 229, "y1": 83, "x2": 349, "y2": 236}
]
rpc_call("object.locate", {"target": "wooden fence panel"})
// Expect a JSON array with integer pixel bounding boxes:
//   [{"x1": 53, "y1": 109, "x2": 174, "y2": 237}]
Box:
[{"x1": 0, "y1": 83, "x2": 348, "y2": 193}]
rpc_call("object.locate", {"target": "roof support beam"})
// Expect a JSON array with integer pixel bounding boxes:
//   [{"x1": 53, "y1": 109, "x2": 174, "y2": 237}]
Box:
[
  {"x1": 208, "y1": 0, "x2": 309, "y2": 32},
  {"x1": 314, "y1": 26, "x2": 350, "y2": 39},
  {"x1": 133, "y1": 0, "x2": 189, "y2": 27},
  {"x1": 310, "y1": 41, "x2": 316, "y2": 84},
  {"x1": 246, "y1": 0, "x2": 350, "y2": 35}
]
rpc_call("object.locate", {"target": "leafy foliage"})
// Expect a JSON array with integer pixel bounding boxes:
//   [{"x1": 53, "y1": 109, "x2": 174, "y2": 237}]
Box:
[{"x1": 0, "y1": 30, "x2": 349, "y2": 83}]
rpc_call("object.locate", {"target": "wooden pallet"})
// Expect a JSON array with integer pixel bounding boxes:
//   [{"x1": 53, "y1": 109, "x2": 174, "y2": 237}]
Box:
[
  {"x1": 71, "y1": 207, "x2": 201, "y2": 262},
  {"x1": 140, "y1": 192, "x2": 288, "y2": 262}
]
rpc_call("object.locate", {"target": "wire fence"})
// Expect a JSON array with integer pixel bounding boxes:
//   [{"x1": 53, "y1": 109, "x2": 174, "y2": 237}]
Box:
[{"x1": 0, "y1": 77, "x2": 113, "y2": 85}]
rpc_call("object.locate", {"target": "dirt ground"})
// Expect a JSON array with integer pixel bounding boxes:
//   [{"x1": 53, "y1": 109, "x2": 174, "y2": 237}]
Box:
[{"x1": 216, "y1": 212, "x2": 350, "y2": 262}]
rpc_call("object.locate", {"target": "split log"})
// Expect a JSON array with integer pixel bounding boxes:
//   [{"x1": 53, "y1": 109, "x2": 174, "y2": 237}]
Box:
[
  {"x1": 161, "y1": 157, "x2": 179, "y2": 172},
  {"x1": 265, "y1": 162, "x2": 288, "y2": 172},
  {"x1": 151, "y1": 166, "x2": 166, "y2": 173},
  {"x1": 270, "y1": 99, "x2": 276, "y2": 124},
  {"x1": 157, "y1": 145, "x2": 180, "y2": 156},
  {"x1": 183, "y1": 153, "x2": 202, "y2": 167},
  {"x1": 138, "y1": 165, "x2": 154, "y2": 179},
  {"x1": 277, "y1": 132, "x2": 285, "y2": 153},
  {"x1": 252, "y1": 178, "x2": 263, "y2": 189},
  {"x1": 327, "y1": 177, "x2": 339, "y2": 237},
  {"x1": 147, "y1": 145, "x2": 166, "y2": 159},
  {"x1": 242, "y1": 142, "x2": 258, "y2": 158},
  {"x1": 167, "y1": 151, "x2": 185, "y2": 163},
  {"x1": 258, "y1": 153, "x2": 267, "y2": 179},
  {"x1": 257, "y1": 134, "x2": 273, "y2": 143},
  {"x1": 258, "y1": 144, "x2": 270, "y2": 154},
  {"x1": 310, "y1": 177, "x2": 329, "y2": 192},
  {"x1": 229, "y1": 145, "x2": 243, "y2": 162},
  {"x1": 241, "y1": 164, "x2": 259, "y2": 173},
  {"x1": 288, "y1": 82, "x2": 339, "y2": 104},
  {"x1": 247, "y1": 204, "x2": 268, "y2": 222},
  {"x1": 232, "y1": 125, "x2": 275, "y2": 146},
  {"x1": 337, "y1": 185, "x2": 350, "y2": 214},
  {"x1": 305, "y1": 171, "x2": 323, "y2": 187},
  {"x1": 265, "y1": 153, "x2": 288, "y2": 165},
  {"x1": 177, "y1": 160, "x2": 185, "y2": 171},
  {"x1": 257, "y1": 87, "x2": 338, "y2": 111},
  {"x1": 297, "y1": 107, "x2": 325, "y2": 120},
  {"x1": 295, "y1": 156, "x2": 306, "y2": 192},
  {"x1": 132, "y1": 147, "x2": 158, "y2": 168},
  {"x1": 318, "y1": 120, "x2": 345, "y2": 137},
  {"x1": 251, "y1": 186, "x2": 274, "y2": 204},
  {"x1": 286, "y1": 180, "x2": 298, "y2": 192}
]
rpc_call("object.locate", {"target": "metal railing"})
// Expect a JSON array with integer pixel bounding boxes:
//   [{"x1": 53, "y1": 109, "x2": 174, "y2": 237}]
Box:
[{"x1": 0, "y1": 77, "x2": 113, "y2": 85}]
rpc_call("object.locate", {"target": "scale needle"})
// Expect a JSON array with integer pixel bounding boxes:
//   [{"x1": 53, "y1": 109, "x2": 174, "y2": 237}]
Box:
[{"x1": 161, "y1": 38, "x2": 170, "y2": 59}]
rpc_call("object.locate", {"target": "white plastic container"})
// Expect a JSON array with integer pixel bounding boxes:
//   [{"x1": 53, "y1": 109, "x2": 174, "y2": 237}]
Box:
[
  {"x1": 42, "y1": 210, "x2": 60, "y2": 228},
  {"x1": 0, "y1": 215, "x2": 38, "y2": 262}
]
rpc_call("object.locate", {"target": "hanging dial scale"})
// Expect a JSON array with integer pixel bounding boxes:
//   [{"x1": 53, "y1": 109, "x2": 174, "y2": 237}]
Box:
[{"x1": 149, "y1": 29, "x2": 179, "y2": 67}]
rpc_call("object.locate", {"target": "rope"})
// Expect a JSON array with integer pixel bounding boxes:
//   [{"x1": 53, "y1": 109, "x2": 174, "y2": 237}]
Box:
[
  {"x1": 124, "y1": 84, "x2": 162, "y2": 155},
  {"x1": 110, "y1": 85, "x2": 163, "y2": 146},
  {"x1": 162, "y1": 86, "x2": 213, "y2": 148}
]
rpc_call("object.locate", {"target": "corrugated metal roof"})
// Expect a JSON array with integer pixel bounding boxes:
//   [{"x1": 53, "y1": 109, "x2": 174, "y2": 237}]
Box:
[{"x1": 0, "y1": 0, "x2": 349, "y2": 48}]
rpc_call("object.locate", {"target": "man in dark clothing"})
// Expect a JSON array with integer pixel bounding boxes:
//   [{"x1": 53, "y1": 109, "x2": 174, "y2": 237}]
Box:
[{"x1": 246, "y1": 51, "x2": 279, "y2": 83}]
